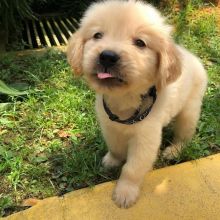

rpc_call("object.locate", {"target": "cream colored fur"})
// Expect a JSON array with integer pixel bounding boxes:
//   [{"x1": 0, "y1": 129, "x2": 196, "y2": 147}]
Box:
[{"x1": 67, "y1": 0, "x2": 207, "y2": 208}]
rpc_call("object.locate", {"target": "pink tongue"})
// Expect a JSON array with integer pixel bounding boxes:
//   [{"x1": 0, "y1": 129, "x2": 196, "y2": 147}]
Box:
[{"x1": 97, "y1": 73, "x2": 113, "y2": 79}]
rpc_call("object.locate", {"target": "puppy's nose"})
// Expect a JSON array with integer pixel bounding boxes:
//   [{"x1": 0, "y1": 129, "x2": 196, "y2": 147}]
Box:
[{"x1": 99, "y1": 50, "x2": 120, "y2": 68}]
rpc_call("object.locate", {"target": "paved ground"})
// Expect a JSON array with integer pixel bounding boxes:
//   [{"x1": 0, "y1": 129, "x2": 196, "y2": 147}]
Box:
[{"x1": 3, "y1": 154, "x2": 220, "y2": 220}]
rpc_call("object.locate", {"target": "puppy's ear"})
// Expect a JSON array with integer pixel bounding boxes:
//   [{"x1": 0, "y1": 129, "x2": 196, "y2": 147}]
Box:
[
  {"x1": 156, "y1": 40, "x2": 181, "y2": 90},
  {"x1": 67, "y1": 31, "x2": 84, "y2": 76}
]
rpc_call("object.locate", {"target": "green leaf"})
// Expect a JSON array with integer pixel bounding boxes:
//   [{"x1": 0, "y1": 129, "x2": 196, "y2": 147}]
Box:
[
  {"x1": 0, "y1": 80, "x2": 28, "y2": 96},
  {"x1": 0, "y1": 103, "x2": 11, "y2": 111},
  {"x1": 0, "y1": 118, "x2": 13, "y2": 125},
  {"x1": 32, "y1": 156, "x2": 48, "y2": 164}
]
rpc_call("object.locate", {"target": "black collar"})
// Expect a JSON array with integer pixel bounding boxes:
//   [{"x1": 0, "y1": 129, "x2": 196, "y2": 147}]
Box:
[{"x1": 103, "y1": 86, "x2": 157, "y2": 125}]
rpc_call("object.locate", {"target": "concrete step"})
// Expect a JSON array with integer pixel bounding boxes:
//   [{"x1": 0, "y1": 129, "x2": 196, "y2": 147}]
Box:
[{"x1": 3, "y1": 154, "x2": 220, "y2": 220}]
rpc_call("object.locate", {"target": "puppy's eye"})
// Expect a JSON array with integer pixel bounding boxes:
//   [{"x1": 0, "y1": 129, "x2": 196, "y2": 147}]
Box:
[
  {"x1": 134, "y1": 39, "x2": 146, "y2": 48},
  {"x1": 93, "y1": 32, "x2": 103, "y2": 39}
]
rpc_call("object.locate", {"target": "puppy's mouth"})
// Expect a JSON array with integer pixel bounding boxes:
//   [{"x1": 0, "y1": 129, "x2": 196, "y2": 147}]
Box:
[{"x1": 93, "y1": 71, "x2": 126, "y2": 87}]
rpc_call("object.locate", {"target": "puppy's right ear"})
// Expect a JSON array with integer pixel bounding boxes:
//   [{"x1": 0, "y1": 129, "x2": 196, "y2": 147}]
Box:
[{"x1": 67, "y1": 31, "x2": 84, "y2": 76}]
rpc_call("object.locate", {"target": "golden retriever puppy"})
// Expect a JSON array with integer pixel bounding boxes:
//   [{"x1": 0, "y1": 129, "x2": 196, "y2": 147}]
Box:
[{"x1": 67, "y1": 0, "x2": 207, "y2": 208}]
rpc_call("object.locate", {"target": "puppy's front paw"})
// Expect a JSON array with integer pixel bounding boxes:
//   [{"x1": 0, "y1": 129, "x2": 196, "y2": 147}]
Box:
[
  {"x1": 102, "y1": 152, "x2": 121, "y2": 169},
  {"x1": 112, "y1": 181, "x2": 140, "y2": 208},
  {"x1": 163, "y1": 144, "x2": 181, "y2": 159}
]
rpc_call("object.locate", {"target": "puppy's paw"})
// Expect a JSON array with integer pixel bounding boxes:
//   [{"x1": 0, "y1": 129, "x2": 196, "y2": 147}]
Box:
[
  {"x1": 112, "y1": 181, "x2": 139, "y2": 208},
  {"x1": 102, "y1": 152, "x2": 121, "y2": 169},
  {"x1": 163, "y1": 144, "x2": 181, "y2": 159}
]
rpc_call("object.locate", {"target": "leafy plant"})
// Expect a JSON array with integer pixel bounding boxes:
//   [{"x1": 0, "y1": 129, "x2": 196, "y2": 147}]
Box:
[
  {"x1": 0, "y1": 80, "x2": 28, "y2": 96},
  {"x1": 0, "y1": 0, "x2": 34, "y2": 46},
  {"x1": 0, "y1": 80, "x2": 29, "y2": 110}
]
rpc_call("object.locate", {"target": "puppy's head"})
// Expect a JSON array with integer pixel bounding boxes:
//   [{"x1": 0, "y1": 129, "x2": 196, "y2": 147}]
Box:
[{"x1": 67, "y1": 0, "x2": 181, "y2": 94}]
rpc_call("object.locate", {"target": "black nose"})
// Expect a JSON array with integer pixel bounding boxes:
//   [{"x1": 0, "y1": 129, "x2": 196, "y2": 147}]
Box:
[{"x1": 99, "y1": 50, "x2": 120, "y2": 68}]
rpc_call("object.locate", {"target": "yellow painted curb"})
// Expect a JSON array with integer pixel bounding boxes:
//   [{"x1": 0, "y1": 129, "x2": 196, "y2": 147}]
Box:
[{"x1": 3, "y1": 154, "x2": 220, "y2": 220}]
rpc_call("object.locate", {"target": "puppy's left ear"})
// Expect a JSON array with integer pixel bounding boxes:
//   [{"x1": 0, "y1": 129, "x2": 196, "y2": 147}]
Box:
[
  {"x1": 67, "y1": 30, "x2": 84, "y2": 76},
  {"x1": 156, "y1": 40, "x2": 181, "y2": 90}
]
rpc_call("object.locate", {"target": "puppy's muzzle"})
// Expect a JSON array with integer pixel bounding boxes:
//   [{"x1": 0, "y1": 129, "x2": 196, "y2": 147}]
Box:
[{"x1": 99, "y1": 50, "x2": 120, "y2": 68}]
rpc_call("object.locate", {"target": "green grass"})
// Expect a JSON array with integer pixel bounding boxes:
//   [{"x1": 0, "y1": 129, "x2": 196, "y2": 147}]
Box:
[
  {"x1": 0, "y1": 3, "x2": 220, "y2": 217},
  {"x1": 0, "y1": 50, "x2": 119, "y2": 216}
]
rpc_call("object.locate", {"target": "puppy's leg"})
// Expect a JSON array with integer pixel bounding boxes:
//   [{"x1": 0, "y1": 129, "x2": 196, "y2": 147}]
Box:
[
  {"x1": 163, "y1": 95, "x2": 204, "y2": 159},
  {"x1": 112, "y1": 125, "x2": 161, "y2": 208},
  {"x1": 102, "y1": 152, "x2": 122, "y2": 169},
  {"x1": 101, "y1": 127, "x2": 127, "y2": 169}
]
